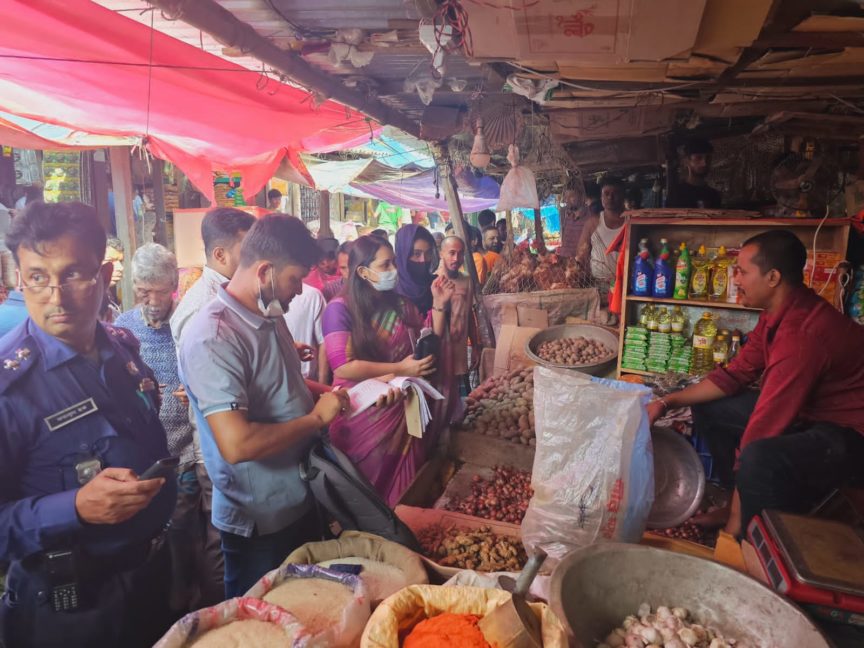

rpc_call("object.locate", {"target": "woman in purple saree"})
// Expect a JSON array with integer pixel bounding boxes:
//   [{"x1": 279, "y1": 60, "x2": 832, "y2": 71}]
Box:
[{"x1": 322, "y1": 235, "x2": 455, "y2": 506}]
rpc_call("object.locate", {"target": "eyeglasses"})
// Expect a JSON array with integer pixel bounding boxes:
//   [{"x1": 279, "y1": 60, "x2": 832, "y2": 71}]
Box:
[{"x1": 19, "y1": 272, "x2": 100, "y2": 300}]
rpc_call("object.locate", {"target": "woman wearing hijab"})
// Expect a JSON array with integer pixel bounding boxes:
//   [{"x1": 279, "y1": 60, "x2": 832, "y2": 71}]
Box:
[
  {"x1": 394, "y1": 224, "x2": 437, "y2": 316},
  {"x1": 321, "y1": 235, "x2": 455, "y2": 504}
]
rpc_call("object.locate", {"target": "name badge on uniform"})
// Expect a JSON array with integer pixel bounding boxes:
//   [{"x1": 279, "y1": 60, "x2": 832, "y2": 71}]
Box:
[{"x1": 44, "y1": 398, "x2": 99, "y2": 432}]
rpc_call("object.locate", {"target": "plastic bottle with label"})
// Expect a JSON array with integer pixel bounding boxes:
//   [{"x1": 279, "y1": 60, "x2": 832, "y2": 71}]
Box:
[
  {"x1": 673, "y1": 242, "x2": 691, "y2": 300},
  {"x1": 692, "y1": 311, "x2": 718, "y2": 374},
  {"x1": 632, "y1": 238, "x2": 654, "y2": 297},
  {"x1": 729, "y1": 332, "x2": 741, "y2": 361},
  {"x1": 646, "y1": 305, "x2": 659, "y2": 332},
  {"x1": 657, "y1": 307, "x2": 672, "y2": 333},
  {"x1": 670, "y1": 305, "x2": 687, "y2": 334},
  {"x1": 653, "y1": 238, "x2": 674, "y2": 298},
  {"x1": 689, "y1": 245, "x2": 710, "y2": 300},
  {"x1": 713, "y1": 333, "x2": 729, "y2": 367},
  {"x1": 710, "y1": 246, "x2": 733, "y2": 301}
]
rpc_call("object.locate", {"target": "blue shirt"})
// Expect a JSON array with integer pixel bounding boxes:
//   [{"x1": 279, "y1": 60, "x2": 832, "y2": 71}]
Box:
[
  {"x1": 0, "y1": 319, "x2": 176, "y2": 562},
  {"x1": 180, "y1": 285, "x2": 316, "y2": 537},
  {"x1": 0, "y1": 290, "x2": 28, "y2": 340},
  {"x1": 115, "y1": 307, "x2": 195, "y2": 464}
]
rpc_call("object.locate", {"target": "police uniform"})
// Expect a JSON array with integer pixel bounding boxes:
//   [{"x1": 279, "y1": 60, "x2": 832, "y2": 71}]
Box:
[{"x1": 0, "y1": 319, "x2": 178, "y2": 648}]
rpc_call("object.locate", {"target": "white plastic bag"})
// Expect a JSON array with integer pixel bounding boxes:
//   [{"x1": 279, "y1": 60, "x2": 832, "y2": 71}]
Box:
[
  {"x1": 497, "y1": 145, "x2": 539, "y2": 210},
  {"x1": 521, "y1": 367, "x2": 654, "y2": 566}
]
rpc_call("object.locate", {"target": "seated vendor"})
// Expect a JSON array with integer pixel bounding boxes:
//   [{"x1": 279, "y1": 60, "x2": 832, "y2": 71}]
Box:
[{"x1": 648, "y1": 230, "x2": 864, "y2": 537}]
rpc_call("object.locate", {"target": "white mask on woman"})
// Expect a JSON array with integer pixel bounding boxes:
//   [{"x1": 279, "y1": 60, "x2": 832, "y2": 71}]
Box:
[{"x1": 365, "y1": 267, "x2": 398, "y2": 292}]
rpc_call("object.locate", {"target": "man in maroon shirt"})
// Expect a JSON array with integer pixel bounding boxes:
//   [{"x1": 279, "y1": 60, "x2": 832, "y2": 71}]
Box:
[{"x1": 648, "y1": 230, "x2": 864, "y2": 536}]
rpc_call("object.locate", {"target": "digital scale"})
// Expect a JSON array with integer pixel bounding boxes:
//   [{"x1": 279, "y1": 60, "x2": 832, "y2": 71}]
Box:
[{"x1": 747, "y1": 510, "x2": 864, "y2": 627}]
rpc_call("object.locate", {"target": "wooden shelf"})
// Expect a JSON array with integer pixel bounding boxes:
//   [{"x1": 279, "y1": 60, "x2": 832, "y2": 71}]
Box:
[
  {"x1": 619, "y1": 368, "x2": 660, "y2": 377},
  {"x1": 626, "y1": 295, "x2": 761, "y2": 312},
  {"x1": 628, "y1": 215, "x2": 851, "y2": 227}
]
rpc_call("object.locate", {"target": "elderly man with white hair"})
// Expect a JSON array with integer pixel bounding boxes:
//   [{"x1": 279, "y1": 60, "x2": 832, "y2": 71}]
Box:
[{"x1": 114, "y1": 243, "x2": 204, "y2": 611}]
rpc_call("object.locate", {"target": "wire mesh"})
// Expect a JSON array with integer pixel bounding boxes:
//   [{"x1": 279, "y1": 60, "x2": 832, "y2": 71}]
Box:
[{"x1": 482, "y1": 246, "x2": 597, "y2": 295}]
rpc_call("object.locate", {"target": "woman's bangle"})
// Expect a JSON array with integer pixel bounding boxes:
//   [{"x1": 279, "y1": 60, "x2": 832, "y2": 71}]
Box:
[
  {"x1": 657, "y1": 397, "x2": 669, "y2": 412},
  {"x1": 431, "y1": 305, "x2": 446, "y2": 313}
]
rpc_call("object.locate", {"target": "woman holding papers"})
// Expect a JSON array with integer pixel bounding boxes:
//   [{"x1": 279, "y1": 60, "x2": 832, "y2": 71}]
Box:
[{"x1": 322, "y1": 235, "x2": 455, "y2": 505}]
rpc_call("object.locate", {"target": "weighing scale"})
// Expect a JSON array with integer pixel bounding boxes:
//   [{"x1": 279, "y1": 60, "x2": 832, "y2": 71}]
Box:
[{"x1": 747, "y1": 510, "x2": 864, "y2": 627}]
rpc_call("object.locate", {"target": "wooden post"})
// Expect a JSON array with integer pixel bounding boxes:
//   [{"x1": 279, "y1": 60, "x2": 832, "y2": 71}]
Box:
[
  {"x1": 318, "y1": 190, "x2": 332, "y2": 238},
  {"x1": 533, "y1": 208, "x2": 546, "y2": 254},
  {"x1": 109, "y1": 146, "x2": 136, "y2": 311},
  {"x1": 505, "y1": 209, "x2": 514, "y2": 257},
  {"x1": 151, "y1": 158, "x2": 167, "y2": 246},
  {"x1": 90, "y1": 150, "x2": 111, "y2": 232},
  {"x1": 434, "y1": 145, "x2": 495, "y2": 347}
]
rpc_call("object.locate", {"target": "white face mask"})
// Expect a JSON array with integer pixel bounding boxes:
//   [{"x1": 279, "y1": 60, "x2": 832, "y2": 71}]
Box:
[
  {"x1": 365, "y1": 267, "x2": 398, "y2": 292},
  {"x1": 257, "y1": 269, "x2": 284, "y2": 318}
]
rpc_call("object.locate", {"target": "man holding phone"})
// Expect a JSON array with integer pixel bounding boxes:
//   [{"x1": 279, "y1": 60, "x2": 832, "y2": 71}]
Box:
[
  {"x1": 0, "y1": 202, "x2": 176, "y2": 647},
  {"x1": 180, "y1": 216, "x2": 356, "y2": 597}
]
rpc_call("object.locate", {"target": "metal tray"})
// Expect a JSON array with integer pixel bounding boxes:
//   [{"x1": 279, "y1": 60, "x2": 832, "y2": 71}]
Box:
[
  {"x1": 646, "y1": 427, "x2": 705, "y2": 529},
  {"x1": 524, "y1": 324, "x2": 618, "y2": 376}
]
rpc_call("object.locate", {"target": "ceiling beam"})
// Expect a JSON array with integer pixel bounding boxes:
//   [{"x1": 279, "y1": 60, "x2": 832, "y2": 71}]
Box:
[
  {"x1": 146, "y1": 0, "x2": 423, "y2": 138},
  {"x1": 756, "y1": 31, "x2": 864, "y2": 49}
]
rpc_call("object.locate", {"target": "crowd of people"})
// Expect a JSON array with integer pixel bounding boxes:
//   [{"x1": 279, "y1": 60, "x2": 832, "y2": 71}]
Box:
[{"x1": 0, "y1": 200, "x2": 487, "y2": 646}]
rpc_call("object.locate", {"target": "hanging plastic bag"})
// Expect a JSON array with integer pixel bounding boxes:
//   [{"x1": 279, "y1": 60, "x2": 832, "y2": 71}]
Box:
[
  {"x1": 245, "y1": 564, "x2": 371, "y2": 647},
  {"x1": 154, "y1": 597, "x2": 308, "y2": 647},
  {"x1": 521, "y1": 367, "x2": 654, "y2": 566},
  {"x1": 497, "y1": 145, "x2": 539, "y2": 211}
]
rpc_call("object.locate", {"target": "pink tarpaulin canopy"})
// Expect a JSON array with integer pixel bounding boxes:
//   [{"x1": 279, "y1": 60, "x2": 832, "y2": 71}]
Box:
[{"x1": 0, "y1": 0, "x2": 377, "y2": 203}]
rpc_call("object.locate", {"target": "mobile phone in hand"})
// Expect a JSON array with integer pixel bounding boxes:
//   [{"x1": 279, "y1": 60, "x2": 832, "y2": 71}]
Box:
[
  {"x1": 138, "y1": 456, "x2": 180, "y2": 481},
  {"x1": 413, "y1": 328, "x2": 440, "y2": 360}
]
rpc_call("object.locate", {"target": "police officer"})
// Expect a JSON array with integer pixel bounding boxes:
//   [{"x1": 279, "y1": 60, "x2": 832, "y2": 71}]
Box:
[{"x1": 0, "y1": 202, "x2": 177, "y2": 647}]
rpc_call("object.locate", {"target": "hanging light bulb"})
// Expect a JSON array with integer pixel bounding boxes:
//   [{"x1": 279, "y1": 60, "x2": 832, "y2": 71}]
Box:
[{"x1": 469, "y1": 118, "x2": 491, "y2": 170}]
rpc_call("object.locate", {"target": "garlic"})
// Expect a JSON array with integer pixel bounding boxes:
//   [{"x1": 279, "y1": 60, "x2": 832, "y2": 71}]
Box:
[
  {"x1": 690, "y1": 625, "x2": 707, "y2": 641},
  {"x1": 638, "y1": 603, "x2": 651, "y2": 618},
  {"x1": 664, "y1": 616, "x2": 682, "y2": 632},
  {"x1": 656, "y1": 606, "x2": 673, "y2": 620},
  {"x1": 671, "y1": 607, "x2": 688, "y2": 620},
  {"x1": 678, "y1": 628, "x2": 698, "y2": 646},
  {"x1": 639, "y1": 626, "x2": 662, "y2": 645},
  {"x1": 624, "y1": 633, "x2": 644, "y2": 648},
  {"x1": 709, "y1": 640, "x2": 729, "y2": 648},
  {"x1": 605, "y1": 631, "x2": 625, "y2": 647},
  {"x1": 623, "y1": 616, "x2": 640, "y2": 630},
  {"x1": 664, "y1": 641, "x2": 686, "y2": 648},
  {"x1": 659, "y1": 627, "x2": 676, "y2": 642}
]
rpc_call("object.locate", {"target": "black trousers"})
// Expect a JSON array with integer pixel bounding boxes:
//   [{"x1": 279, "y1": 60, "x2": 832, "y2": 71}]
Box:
[
  {"x1": 0, "y1": 540, "x2": 176, "y2": 648},
  {"x1": 692, "y1": 392, "x2": 864, "y2": 530}
]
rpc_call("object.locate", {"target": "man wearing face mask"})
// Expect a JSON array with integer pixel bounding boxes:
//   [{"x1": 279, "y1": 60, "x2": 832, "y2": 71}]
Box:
[
  {"x1": 394, "y1": 224, "x2": 438, "y2": 316},
  {"x1": 179, "y1": 215, "x2": 352, "y2": 597}
]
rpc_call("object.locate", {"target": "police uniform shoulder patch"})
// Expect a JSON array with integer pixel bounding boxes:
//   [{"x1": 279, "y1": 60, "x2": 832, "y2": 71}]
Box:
[{"x1": 0, "y1": 334, "x2": 39, "y2": 395}]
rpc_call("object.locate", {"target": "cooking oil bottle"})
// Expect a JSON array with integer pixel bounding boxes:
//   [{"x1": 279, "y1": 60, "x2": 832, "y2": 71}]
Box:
[
  {"x1": 713, "y1": 333, "x2": 729, "y2": 367},
  {"x1": 689, "y1": 245, "x2": 710, "y2": 300},
  {"x1": 639, "y1": 304, "x2": 652, "y2": 327},
  {"x1": 657, "y1": 307, "x2": 672, "y2": 333},
  {"x1": 692, "y1": 311, "x2": 718, "y2": 374},
  {"x1": 646, "y1": 305, "x2": 659, "y2": 332},
  {"x1": 729, "y1": 332, "x2": 741, "y2": 361},
  {"x1": 670, "y1": 305, "x2": 687, "y2": 334},
  {"x1": 710, "y1": 246, "x2": 732, "y2": 301}
]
